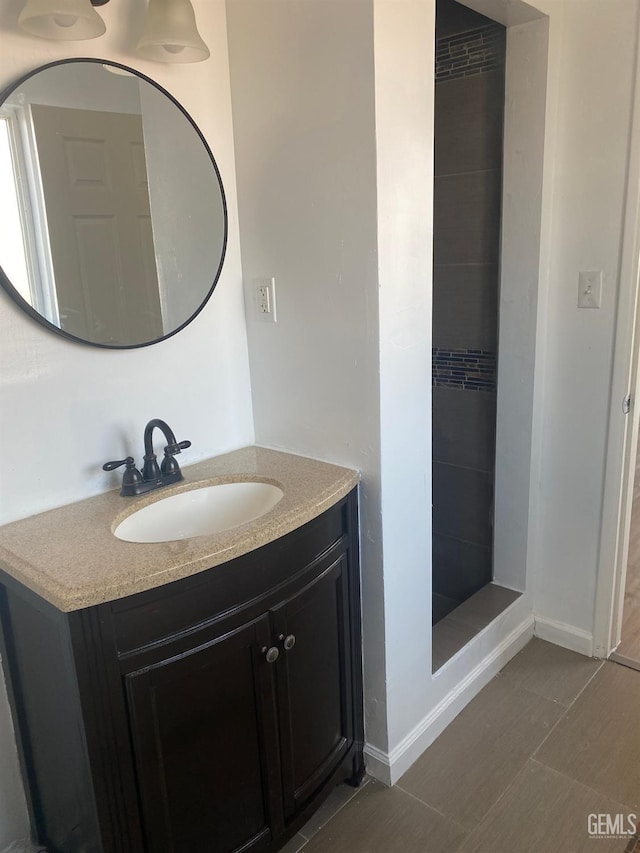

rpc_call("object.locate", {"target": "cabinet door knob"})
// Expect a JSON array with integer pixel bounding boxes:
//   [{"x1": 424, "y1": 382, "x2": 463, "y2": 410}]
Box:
[
  {"x1": 283, "y1": 634, "x2": 296, "y2": 651},
  {"x1": 262, "y1": 646, "x2": 280, "y2": 664}
]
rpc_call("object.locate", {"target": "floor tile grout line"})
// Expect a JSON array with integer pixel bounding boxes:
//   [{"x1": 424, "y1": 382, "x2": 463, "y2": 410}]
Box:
[
  {"x1": 528, "y1": 660, "x2": 639, "y2": 811},
  {"x1": 392, "y1": 665, "x2": 605, "y2": 844},
  {"x1": 298, "y1": 778, "x2": 371, "y2": 842},
  {"x1": 563, "y1": 657, "x2": 606, "y2": 707},
  {"x1": 530, "y1": 657, "x2": 606, "y2": 760},
  {"x1": 496, "y1": 656, "x2": 604, "y2": 710},
  {"x1": 393, "y1": 782, "x2": 471, "y2": 836},
  {"x1": 395, "y1": 681, "x2": 577, "y2": 847},
  {"x1": 447, "y1": 750, "x2": 636, "y2": 852},
  {"x1": 490, "y1": 676, "x2": 580, "y2": 718},
  {"x1": 298, "y1": 657, "x2": 631, "y2": 852},
  {"x1": 446, "y1": 756, "x2": 537, "y2": 848},
  {"x1": 528, "y1": 756, "x2": 639, "y2": 814}
]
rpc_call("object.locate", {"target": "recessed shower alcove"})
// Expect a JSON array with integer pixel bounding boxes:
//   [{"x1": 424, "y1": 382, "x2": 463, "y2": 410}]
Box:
[
  {"x1": 430, "y1": 0, "x2": 539, "y2": 671},
  {"x1": 432, "y1": 0, "x2": 504, "y2": 620}
]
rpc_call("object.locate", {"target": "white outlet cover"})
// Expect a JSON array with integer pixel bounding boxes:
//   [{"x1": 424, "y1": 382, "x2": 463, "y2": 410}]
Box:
[{"x1": 255, "y1": 277, "x2": 277, "y2": 322}]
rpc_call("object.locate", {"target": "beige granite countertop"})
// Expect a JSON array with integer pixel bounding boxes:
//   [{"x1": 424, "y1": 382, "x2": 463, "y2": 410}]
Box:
[{"x1": 0, "y1": 447, "x2": 359, "y2": 612}]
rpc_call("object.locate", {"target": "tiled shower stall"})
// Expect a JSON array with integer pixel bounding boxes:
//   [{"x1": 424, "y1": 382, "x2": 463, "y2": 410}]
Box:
[{"x1": 432, "y1": 0, "x2": 505, "y2": 623}]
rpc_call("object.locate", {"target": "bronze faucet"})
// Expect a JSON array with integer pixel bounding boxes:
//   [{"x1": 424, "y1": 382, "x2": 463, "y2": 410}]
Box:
[{"x1": 103, "y1": 419, "x2": 191, "y2": 497}]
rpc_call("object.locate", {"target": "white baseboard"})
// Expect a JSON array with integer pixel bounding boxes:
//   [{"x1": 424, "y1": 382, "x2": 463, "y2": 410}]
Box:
[
  {"x1": 363, "y1": 614, "x2": 534, "y2": 785},
  {"x1": 361, "y1": 742, "x2": 392, "y2": 786},
  {"x1": 533, "y1": 614, "x2": 594, "y2": 657}
]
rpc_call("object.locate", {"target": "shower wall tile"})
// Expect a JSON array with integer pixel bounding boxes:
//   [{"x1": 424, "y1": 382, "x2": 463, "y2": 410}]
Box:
[
  {"x1": 433, "y1": 533, "x2": 492, "y2": 601},
  {"x1": 433, "y1": 264, "x2": 498, "y2": 351},
  {"x1": 435, "y1": 71, "x2": 504, "y2": 177},
  {"x1": 431, "y1": 3, "x2": 504, "y2": 608},
  {"x1": 436, "y1": 0, "x2": 494, "y2": 40},
  {"x1": 434, "y1": 170, "x2": 501, "y2": 265},
  {"x1": 432, "y1": 462, "x2": 493, "y2": 548},
  {"x1": 433, "y1": 387, "x2": 496, "y2": 471}
]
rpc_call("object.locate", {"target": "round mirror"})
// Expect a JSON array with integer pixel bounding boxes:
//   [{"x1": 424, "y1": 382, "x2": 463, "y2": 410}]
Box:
[{"x1": 0, "y1": 59, "x2": 227, "y2": 348}]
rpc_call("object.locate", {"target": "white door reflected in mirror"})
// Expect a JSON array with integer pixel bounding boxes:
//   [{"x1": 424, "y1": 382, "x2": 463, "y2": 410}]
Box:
[
  {"x1": 31, "y1": 104, "x2": 163, "y2": 344},
  {"x1": 0, "y1": 59, "x2": 227, "y2": 348}
]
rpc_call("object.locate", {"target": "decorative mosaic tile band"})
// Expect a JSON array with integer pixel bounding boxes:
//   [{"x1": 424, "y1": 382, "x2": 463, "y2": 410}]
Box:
[
  {"x1": 432, "y1": 348, "x2": 496, "y2": 392},
  {"x1": 436, "y1": 24, "x2": 506, "y2": 83}
]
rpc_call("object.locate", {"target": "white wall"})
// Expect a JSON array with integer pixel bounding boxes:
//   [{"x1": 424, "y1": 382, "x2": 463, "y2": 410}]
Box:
[
  {"x1": 493, "y1": 15, "x2": 549, "y2": 594},
  {"x1": 373, "y1": 0, "x2": 434, "y2": 755},
  {"x1": 225, "y1": 0, "x2": 390, "y2": 751},
  {"x1": 527, "y1": 0, "x2": 639, "y2": 644},
  {"x1": 0, "y1": 1, "x2": 254, "y2": 845}
]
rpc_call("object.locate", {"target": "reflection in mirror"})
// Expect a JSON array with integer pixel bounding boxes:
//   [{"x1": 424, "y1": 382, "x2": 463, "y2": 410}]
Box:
[{"x1": 0, "y1": 60, "x2": 227, "y2": 348}]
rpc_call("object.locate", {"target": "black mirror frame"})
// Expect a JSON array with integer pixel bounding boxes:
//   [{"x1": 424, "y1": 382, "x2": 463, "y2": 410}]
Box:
[{"x1": 0, "y1": 57, "x2": 228, "y2": 349}]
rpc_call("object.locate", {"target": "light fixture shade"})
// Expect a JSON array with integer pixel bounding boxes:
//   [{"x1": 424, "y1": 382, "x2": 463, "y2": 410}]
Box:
[
  {"x1": 137, "y1": 0, "x2": 209, "y2": 64},
  {"x1": 18, "y1": 0, "x2": 106, "y2": 40}
]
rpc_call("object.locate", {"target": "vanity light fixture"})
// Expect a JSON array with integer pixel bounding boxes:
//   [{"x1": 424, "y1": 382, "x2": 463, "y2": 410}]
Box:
[
  {"x1": 18, "y1": 0, "x2": 108, "y2": 41},
  {"x1": 136, "y1": 0, "x2": 210, "y2": 64}
]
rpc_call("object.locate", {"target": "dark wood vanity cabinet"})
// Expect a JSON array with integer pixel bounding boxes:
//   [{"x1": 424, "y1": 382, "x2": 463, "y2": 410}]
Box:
[
  {"x1": 0, "y1": 489, "x2": 363, "y2": 853},
  {"x1": 125, "y1": 614, "x2": 277, "y2": 853}
]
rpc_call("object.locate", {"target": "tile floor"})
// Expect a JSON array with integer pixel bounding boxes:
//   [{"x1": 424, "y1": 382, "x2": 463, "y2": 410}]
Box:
[{"x1": 286, "y1": 639, "x2": 640, "y2": 853}]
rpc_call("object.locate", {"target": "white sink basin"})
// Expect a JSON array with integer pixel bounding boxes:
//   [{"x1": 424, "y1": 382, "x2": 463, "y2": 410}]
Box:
[{"x1": 114, "y1": 481, "x2": 284, "y2": 543}]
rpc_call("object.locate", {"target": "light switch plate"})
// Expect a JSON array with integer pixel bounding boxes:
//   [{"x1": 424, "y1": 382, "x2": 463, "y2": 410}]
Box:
[
  {"x1": 255, "y1": 277, "x2": 277, "y2": 322},
  {"x1": 578, "y1": 270, "x2": 603, "y2": 308}
]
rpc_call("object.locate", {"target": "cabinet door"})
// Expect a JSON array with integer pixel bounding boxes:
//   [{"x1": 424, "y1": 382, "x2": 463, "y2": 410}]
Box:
[
  {"x1": 124, "y1": 615, "x2": 282, "y2": 853},
  {"x1": 272, "y1": 554, "x2": 353, "y2": 819}
]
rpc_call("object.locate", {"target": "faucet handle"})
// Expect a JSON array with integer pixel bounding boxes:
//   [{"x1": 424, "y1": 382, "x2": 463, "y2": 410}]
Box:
[
  {"x1": 103, "y1": 457, "x2": 144, "y2": 495},
  {"x1": 164, "y1": 440, "x2": 191, "y2": 455},
  {"x1": 103, "y1": 456, "x2": 136, "y2": 472},
  {"x1": 161, "y1": 440, "x2": 191, "y2": 479}
]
